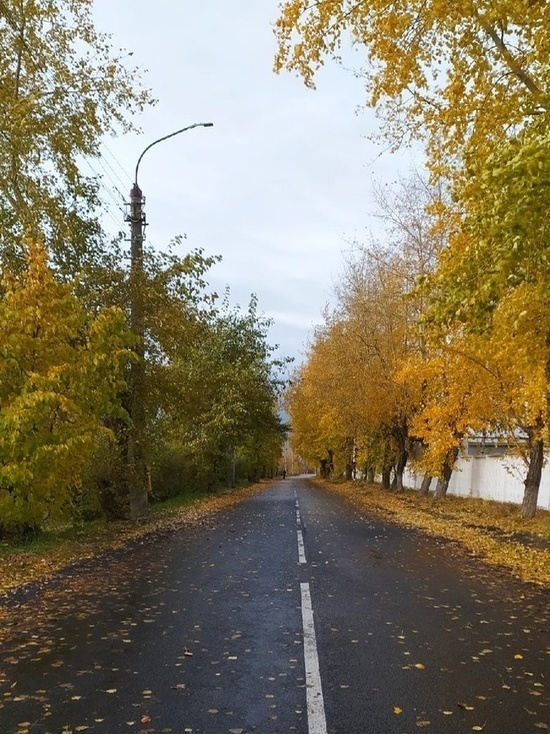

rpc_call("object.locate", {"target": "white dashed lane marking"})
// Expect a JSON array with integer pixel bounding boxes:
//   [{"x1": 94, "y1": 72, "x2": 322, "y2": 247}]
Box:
[
  {"x1": 295, "y1": 489, "x2": 326, "y2": 731},
  {"x1": 295, "y1": 495, "x2": 306, "y2": 564},
  {"x1": 300, "y1": 582, "x2": 328, "y2": 734}
]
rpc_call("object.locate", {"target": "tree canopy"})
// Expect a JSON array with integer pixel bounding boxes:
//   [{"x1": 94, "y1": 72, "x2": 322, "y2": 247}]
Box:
[
  {"x1": 275, "y1": 0, "x2": 549, "y2": 164},
  {"x1": 0, "y1": 4, "x2": 288, "y2": 536},
  {"x1": 0, "y1": 0, "x2": 153, "y2": 270},
  {"x1": 0, "y1": 242, "x2": 132, "y2": 534}
]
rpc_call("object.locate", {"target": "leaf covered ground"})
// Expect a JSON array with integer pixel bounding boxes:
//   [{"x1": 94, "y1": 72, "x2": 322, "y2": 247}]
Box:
[
  {"x1": 0, "y1": 483, "x2": 270, "y2": 598},
  {"x1": 320, "y1": 479, "x2": 550, "y2": 587},
  {"x1": 1, "y1": 478, "x2": 549, "y2": 604}
]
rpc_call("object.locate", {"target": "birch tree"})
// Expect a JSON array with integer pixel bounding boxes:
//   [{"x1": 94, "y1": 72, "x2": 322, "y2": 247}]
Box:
[{"x1": 0, "y1": 0, "x2": 153, "y2": 269}]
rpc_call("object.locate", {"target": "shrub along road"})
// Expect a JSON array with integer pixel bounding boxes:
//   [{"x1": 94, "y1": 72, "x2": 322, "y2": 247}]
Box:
[{"x1": 0, "y1": 478, "x2": 548, "y2": 733}]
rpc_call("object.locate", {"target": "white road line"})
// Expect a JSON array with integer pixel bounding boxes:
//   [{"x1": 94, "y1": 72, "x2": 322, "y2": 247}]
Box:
[
  {"x1": 300, "y1": 583, "x2": 327, "y2": 734},
  {"x1": 297, "y1": 528, "x2": 307, "y2": 564},
  {"x1": 295, "y1": 496, "x2": 306, "y2": 563}
]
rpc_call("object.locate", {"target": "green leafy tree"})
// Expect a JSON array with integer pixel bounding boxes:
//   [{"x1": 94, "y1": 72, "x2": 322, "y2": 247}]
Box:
[
  {"x1": 0, "y1": 242, "x2": 132, "y2": 535},
  {"x1": 156, "y1": 294, "x2": 287, "y2": 492}
]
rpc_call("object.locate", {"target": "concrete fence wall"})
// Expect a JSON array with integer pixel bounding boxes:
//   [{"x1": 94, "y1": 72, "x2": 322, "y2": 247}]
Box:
[{"x1": 403, "y1": 454, "x2": 550, "y2": 510}]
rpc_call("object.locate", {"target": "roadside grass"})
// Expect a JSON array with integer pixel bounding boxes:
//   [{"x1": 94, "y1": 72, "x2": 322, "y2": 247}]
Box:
[
  {"x1": 319, "y1": 479, "x2": 550, "y2": 587},
  {"x1": 0, "y1": 482, "x2": 269, "y2": 596}
]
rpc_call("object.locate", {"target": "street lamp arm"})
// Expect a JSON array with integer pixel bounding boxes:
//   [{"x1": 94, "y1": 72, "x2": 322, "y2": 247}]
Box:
[{"x1": 134, "y1": 121, "x2": 214, "y2": 186}]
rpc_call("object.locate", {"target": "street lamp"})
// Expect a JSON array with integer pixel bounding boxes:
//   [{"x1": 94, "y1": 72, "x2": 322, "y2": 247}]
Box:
[{"x1": 126, "y1": 122, "x2": 213, "y2": 517}]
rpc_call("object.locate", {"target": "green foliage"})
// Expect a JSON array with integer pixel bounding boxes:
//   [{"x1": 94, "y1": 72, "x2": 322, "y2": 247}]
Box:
[
  {"x1": 0, "y1": 242, "x2": 133, "y2": 536},
  {"x1": 427, "y1": 124, "x2": 550, "y2": 329},
  {"x1": 0, "y1": 4, "x2": 287, "y2": 534},
  {"x1": 150, "y1": 290, "x2": 287, "y2": 494}
]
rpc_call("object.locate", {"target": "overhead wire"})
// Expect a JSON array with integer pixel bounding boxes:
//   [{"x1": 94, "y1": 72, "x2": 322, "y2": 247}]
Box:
[
  {"x1": 0, "y1": 1, "x2": 137, "y2": 237},
  {"x1": 100, "y1": 141, "x2": 133, "y2": 192}
]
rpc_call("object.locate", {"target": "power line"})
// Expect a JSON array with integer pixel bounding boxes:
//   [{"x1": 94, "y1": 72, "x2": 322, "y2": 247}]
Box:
[
  {"x1": 100, "y1": 141, "x2": 133, "y2": 192},
  {"x1": 0, "y1": 3, "x2": 137, "y2": 236}
]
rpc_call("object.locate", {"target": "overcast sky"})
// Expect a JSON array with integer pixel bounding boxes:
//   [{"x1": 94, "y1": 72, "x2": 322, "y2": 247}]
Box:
[{"x1": 91, "y1": 0, "x2": 417, "y2": 365}]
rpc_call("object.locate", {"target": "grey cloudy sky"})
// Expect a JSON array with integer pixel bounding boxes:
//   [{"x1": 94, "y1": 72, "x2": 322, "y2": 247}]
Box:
[{"x1": 92, "y1": 0, "x2": 416, "y2": 364}]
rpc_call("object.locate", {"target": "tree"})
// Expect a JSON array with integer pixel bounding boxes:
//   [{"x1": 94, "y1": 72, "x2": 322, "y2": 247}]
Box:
[
  {"x1": 0, "y1": 242, "x2": 132, "y2": 535},
  {"x1": 286, "y1": 175, "x2": 448, "y2": 489},
  {"x1": 152, "y1": 293, "x2": 287, "y2": 493},
  {"x1": 275, "y1": 0, "x2": 549, "y2": 167},
  {"x1": 286, "y1": 318, "x2": 366, "y2": 479},
  {"x1": 0, "y1": 0, "x2": 153, "y2": 270},
  {"x1": 470, "y1": 286, "x2": 548, "y2": 518},
  {"x1": 422, "y1": 124, "x2": 550, "y2": 517},
  {"x1": 403, "y1": 345, "x2": 491, "y2": 498},
  {"x1": 275, "y1": 7, "x2": 549, "y2": 515},
  {"x1": 286, "y1": 247, "x2": 418, "y2": 487}
]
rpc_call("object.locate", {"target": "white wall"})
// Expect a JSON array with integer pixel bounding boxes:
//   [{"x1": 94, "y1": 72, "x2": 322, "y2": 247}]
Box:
[{"x1": 403, "y1": 454, "x2": 550, "y2": 510}]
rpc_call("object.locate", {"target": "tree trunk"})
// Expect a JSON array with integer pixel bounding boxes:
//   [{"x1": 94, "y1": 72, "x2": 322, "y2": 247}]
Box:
[
  {"x1": 344, "y1": 436, "x2": 355, "y2": 480},
  {"x1": 434, "y1": 446, "x2": 459, "y2": 499},
  {"x1": 381, "y1": 466, "x2": 391, "y2": 489},
  {"x1": 394, "y1": 448, "x2": 408, "y2": 491},
  {"x1": 419, "y1": 474, "x2": 433, "y2": 496},
  {"x1": 327, "y1": 450, "x2": 334, "y2": 478},
  {"x1": 365, "y1": 466, "x2": 375, "y2": 483},
  {"x1": 522, "y1": 437, "x2": 543, "y2": 519}
]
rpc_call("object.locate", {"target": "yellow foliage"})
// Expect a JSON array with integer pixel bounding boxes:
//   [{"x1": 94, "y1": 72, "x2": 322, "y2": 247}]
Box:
[
  {"x1": 0, "y1": 242, "x2": 132, "y2": 533},
  {"x1": 275, "y1": 0, "x2": 549, "y2": 167}
]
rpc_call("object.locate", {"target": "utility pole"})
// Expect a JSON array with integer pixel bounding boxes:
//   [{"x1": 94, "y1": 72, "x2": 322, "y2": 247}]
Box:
[
  {"x1": 126, "y1": 122, "x2": 213, "y2": 518},
  {"x1": 127, "y1": 182, "x2": 147, "y2": 517}
]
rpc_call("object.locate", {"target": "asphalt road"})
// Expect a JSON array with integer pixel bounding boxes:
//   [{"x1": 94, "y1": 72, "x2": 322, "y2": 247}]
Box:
[{"x1": 0, "y1": 477, "x2": 548, "y2": 734}]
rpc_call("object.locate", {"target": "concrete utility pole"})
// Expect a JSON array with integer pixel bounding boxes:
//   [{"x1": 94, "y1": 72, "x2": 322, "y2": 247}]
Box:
[
  {"x1": 127, "y1": 181, "x2": 147, "y2": 517},
  {"x1": 126, "y1": 122, "x2": 213, "y2": 518}
]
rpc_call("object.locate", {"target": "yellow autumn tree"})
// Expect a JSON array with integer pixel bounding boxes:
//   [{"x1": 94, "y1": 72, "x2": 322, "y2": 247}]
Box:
[
  {"x1": 0, "y1": 0, "x2": 153, "y2": 270},
  {"x1": 275, "y1": 0, "x2": 549, "y2": 168},
  {"x1": 338, "y1": 245, "x2": 423, "y2": 488},
  {"x1": 287, "y1": 175, "x2": 447, "y2": 488},
  {"x1": 420, "y1": 122, "x2": 550, "y2": 517},
  {"x1": 481, "y1": 283, "x2": 549, "y2": 518},
  {"x1": 276, "y1": 5, "x2": 549, "y2": 516},
  {"x1": 286, "y1": 319, "x2": 362, "y2": 478},
  {"x1": 287, "y1": 245, "x2": 422, "y2": 487},
  {"x1": 403, "y1": 339, "x2": 495, "y2": 497},
  {"x1": 0, "y1": 242, "x2": 132, "y2": 535}
]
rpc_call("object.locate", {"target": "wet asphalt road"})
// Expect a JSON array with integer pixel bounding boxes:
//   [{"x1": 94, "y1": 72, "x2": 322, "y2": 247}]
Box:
[{"x1": 0, "y1": 477, "x2": 548, "y2": 734}]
